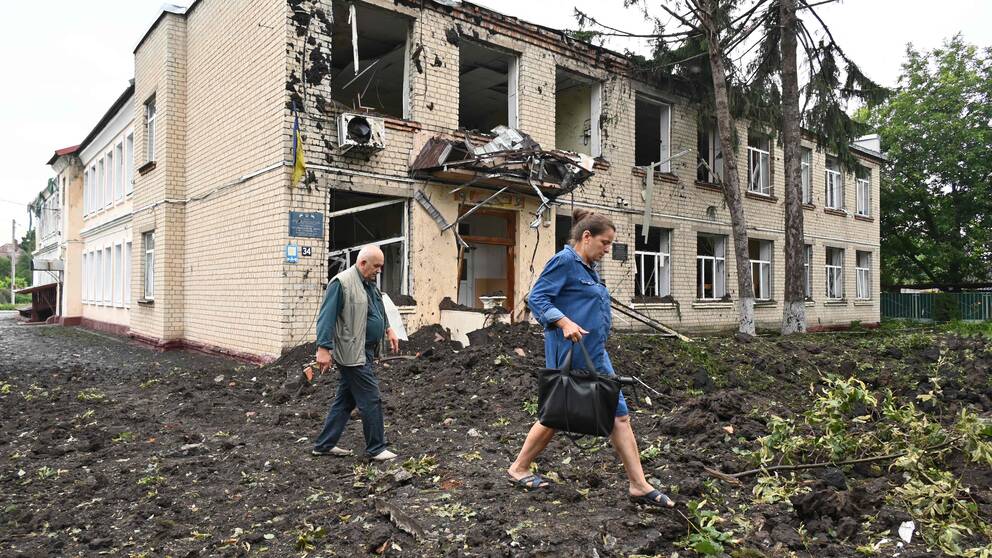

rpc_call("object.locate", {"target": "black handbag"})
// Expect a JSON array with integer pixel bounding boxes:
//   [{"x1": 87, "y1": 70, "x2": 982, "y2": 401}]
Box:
[{"x1": 537, "y1": 341, "x2": 622, "y2": 437}]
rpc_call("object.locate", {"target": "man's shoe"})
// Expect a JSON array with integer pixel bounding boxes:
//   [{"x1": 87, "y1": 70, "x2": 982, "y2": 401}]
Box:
[
  {"x1": 371, "y1": 450, "x2": 398, "y2": 461},
  {"x1": 312, "y1": 446, "x2": 353, "y2": 457}
]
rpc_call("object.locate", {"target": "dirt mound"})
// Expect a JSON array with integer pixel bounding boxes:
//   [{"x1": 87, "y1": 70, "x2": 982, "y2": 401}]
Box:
[{"x1": 2, "y1": 315, "x2": 989, "y2": 557}]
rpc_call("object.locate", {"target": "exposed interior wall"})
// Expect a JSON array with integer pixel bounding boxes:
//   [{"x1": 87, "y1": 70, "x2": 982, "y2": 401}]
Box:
[
  {"x1": 458, "y1": 40, "x2": 514, "y2": 132},
  {"x1": 329, "y1": 0, "x2": 410, "y2": 118},
  {"x1": 554, "y1": 68, "x2": 593, "y2": 154}
]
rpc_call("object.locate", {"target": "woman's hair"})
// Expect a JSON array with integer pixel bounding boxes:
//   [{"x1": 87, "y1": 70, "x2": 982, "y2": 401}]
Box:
[{"x1": 570, "y1": 208, "x2": 615, "y2": 242}]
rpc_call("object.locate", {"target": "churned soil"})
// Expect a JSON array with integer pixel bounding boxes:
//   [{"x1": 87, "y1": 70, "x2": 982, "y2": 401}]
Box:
[{"x1": 1, "y1": 315, "x2": 989, "y2": 557}]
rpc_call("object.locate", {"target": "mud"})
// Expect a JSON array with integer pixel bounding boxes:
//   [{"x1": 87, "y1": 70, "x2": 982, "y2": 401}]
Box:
[{"x1": 1, "y1": 316, "x2": 989, "y2": 556}]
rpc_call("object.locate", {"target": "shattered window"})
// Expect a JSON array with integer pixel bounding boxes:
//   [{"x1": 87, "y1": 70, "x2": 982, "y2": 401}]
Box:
[
  {"x1": 330, "y1": 1, "x2": 410, "y2": 119},
  {"x1": 748, "y1": 238, "x2": 773, "y2": 300},
  {"x1": 328, "y1": 191, "x2": 407, "y2": 297},
  {"x1": 696, "y1": 124, "x2": 723, "y2": 183},
  {"x1": 459, "y1": 40, "x2": 518, "y2": 132},
  {"x1": 634, "y1": 95, "x2": 672, "y2": 170},
  {"x1": 696, "y1": 234, "x2": 726, "y2": 300},
  {"x1": 555, "y1": 68, "x2": 600, "y2": 156},
  {"x1": 634, "y1": 226, "x2": 671, "y2": 299}
]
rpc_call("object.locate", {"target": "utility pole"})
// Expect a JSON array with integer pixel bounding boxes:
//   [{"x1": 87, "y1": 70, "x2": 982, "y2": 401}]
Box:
[{"x1": 9, "y1": 220, "x2": 15, "y2": 304}]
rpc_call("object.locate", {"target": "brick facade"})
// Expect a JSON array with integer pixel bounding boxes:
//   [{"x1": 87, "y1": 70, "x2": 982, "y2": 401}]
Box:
[{"x1": 60, "y1": 0, "x2": 880, "y2": 361}]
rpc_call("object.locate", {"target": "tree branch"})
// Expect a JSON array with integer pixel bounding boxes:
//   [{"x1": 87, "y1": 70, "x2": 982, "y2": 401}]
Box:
[{"x1": 706, "y1": 438, "x2": 960, "y2": 482}]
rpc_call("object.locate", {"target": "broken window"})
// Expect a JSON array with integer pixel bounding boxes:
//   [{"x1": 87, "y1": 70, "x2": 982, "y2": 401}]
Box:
[
  {"x1": 696, "y1": 234, "x2": 726, "y2": 300},
  {"x1": 825, "y1": 246, "x2": 844, "y2": 299},
  {"x1": 634, "y1": 226, "x2": 671, "y2": 299},
  {"x1": 328, "y1": 191, "x2": 407, "y2": 298},
  {"x1": 456, "y1": 209, "x2": 515, "y2": 311},
  {"x1": 748, "y1": 238, "x2": 773, "y2": 300},
  {"x1": 747, "y1": 132, "x2": 771, "y2": 195},
  {"x1": 555, "y1": 68, "x2": 601, "y2": 156},
  {"x1": 696, "y1": 124, "x2": 723, "y2": 183},
  {"x1": 330, "y1": 1, "x2": 410, "y2": 119},
  {"x1": 634, "y1": 95, "x2": 671, "y2": 170},
  {"x1": 459, "y1": 40, "x2": 518, "y2": 132}
]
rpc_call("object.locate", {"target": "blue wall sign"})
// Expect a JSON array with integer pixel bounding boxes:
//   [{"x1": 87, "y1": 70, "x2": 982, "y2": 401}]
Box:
[{"x1": 289, "y1": 211, "x2": 324, "y2": 238}]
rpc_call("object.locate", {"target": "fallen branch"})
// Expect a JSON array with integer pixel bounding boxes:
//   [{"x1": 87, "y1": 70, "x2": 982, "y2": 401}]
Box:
[{"x1": 705, "y1": 438, "x2": 959, "y2": 482}]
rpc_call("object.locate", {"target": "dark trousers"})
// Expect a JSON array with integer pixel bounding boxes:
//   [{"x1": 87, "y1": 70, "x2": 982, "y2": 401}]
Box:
[{"x1": 313, "y1": 346, "x2": 387, "y2": 456}]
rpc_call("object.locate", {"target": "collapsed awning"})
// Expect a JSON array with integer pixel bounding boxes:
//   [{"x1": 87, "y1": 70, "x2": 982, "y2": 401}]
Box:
[{"x1": 410, "y1": 126, "x2": 595, "y2": 199}]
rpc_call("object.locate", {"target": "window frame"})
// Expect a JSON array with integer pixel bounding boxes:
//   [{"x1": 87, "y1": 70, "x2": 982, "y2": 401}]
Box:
[
  {"x1": 125, "y1": 132, "x2": 134, "y2": 194},
  {"x1": 856, "y1": 167, "x2": 871, "y2": 216},
  {"x1": 800, "y1": 147, "x2": 812, "y2": 204},
  {"x1": 114, "y1": 141, "x2": 124, "y2": 202},
  {"x1": 124, "y1": 241, "x2": 132, "y2": 306},
  {"x1": 634, "y1": 226, "x2": 672, "y2": 298},
  {"x1": 855, "y1": 251, "x2": 872, "y2": 300},
  {"x1": 803, "y1": 244, "x2": 813, "y2": 299},
  {"x1": 634, "y1": 94, "x2": 672, "y2": 171},
  {"x1": 696, "y1": 234, "x2": 727, "y2": 300},
  {"x1": 697, "y1": 125, "x2": 724, "y2": 183},
  {"x1": 747, "y1": 134, "x2": 771, "y2": 195},
  {"x1": 825, "y1": 157, "x2": 843, "y2": 210},
  {"x1": 143, "y1": 231, "x2": 155, "y2": 301},
  {"x1": 145, "y1": 96, "x2": 157, "y2": 164},
  {"x1": 748, "y1": 238, "x2": 773, "y2": 301},
  {"x1": 825, "y1": 246, "x2": 844, "y2": 300}
]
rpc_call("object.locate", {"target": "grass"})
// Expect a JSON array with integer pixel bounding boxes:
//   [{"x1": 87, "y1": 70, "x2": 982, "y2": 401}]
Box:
[{"x1": 938, "y1": 320, "x2": 992, "y2": 338}]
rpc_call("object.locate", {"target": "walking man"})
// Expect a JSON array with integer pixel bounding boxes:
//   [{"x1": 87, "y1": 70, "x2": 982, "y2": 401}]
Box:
[{"x1": 312, "y1": 244, "x2": 399, "y2": 461}]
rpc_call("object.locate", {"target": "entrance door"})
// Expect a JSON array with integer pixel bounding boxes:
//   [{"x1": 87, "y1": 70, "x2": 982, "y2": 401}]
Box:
[{"x1": 456, "y1": 208, "x2": 516, "y2": 314}]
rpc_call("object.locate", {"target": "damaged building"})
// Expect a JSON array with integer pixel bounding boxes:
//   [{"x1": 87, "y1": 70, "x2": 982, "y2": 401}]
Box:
[{"x1": 37, "y1": 0, "x2": 881, "y2": 362}]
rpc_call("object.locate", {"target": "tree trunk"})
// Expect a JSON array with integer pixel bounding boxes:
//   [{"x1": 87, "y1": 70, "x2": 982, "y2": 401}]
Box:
[
  {"x1": 705, "y1": 28, "x2": 755, "y2": 335},
  {"x1": 780, "y1": 0, "x2": 806, "y2": 334}
]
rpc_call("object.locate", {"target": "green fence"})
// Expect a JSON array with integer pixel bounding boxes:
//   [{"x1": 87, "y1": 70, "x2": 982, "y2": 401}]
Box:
[{"x1": 881, "y1": 292, "x2": 992, "y2": 322}]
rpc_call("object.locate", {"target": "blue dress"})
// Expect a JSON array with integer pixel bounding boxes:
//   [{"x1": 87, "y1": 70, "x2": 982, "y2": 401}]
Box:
[{"x1": 527, "y1": 245, "x2": 628, "y2": 417}]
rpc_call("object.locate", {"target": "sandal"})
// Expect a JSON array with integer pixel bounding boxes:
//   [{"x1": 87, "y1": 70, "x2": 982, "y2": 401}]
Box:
[
  {"x1": 509, "y1": 474, "x2": 551, "y2": 490},
  {"x1": 630, "y1": 489, "x2": 675, "y2": 508}
]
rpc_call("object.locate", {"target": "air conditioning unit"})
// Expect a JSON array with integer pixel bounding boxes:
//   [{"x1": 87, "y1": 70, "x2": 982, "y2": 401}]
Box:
[{"x1": 338, "y1": 113, "x2": 386, "y2": 153}]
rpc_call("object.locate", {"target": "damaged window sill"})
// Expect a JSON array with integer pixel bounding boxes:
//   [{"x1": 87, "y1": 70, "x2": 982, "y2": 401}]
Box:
[
  {"x1": 824, "y1": 208, "x2": 847, "y2": 217},
  {"x1": 632, "y1": 167, "x2": 679, "y2": 184},
  {"x1": 138, "y1": 161, "x2": 157, "y2": 175},
  {"x1": 137, "y1": 299, "x2": 154, "y2": 306},
  {"x1": 803, "y1": 203, "x2": 816, "y2": 210},
  {"x1": 692, "y1": 300, "x2": 734, "y2": 309},
  {"x1": 745, "y1": 191, "x2": 778, "y2": 203},
  {"x1": 592, "y1": 158, "x2": 611, "y2": 171},
  {"x1": 854, "y1": 214, "x2": 874, "y2": 222},
  {"x1": 754, "y1": 300, "x2": 777, "y2": 307}
]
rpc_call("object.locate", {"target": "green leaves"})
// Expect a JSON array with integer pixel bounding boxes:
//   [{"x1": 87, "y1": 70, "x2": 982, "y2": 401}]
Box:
[{"x1": 872, "y1": 35, "x2": 992, "y2": 288}]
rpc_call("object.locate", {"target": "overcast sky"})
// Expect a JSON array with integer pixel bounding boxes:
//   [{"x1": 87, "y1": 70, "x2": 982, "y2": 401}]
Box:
[{"x1": 1, "y1": 0, "x2": 989, "y2": 243}]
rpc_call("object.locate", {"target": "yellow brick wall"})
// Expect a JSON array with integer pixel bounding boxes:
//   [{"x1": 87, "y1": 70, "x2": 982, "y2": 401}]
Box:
[{"x1": 180, "y1": 0, "x2": 287, "y2": 358}]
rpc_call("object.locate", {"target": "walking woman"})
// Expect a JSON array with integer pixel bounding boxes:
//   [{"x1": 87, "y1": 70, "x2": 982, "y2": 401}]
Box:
[{"x1": 507, "y1": 209, "x2": 674, "y2": 508}]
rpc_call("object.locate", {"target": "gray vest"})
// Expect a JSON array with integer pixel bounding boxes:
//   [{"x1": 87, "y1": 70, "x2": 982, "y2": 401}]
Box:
[{"x1": 331, "y1": 265, "x2": 376, "y2": 367}]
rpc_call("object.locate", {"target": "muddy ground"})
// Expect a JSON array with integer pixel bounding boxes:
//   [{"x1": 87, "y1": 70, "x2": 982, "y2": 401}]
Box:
[{"x1": 1, "y1": 315, "x2": 989, "y2": 557}]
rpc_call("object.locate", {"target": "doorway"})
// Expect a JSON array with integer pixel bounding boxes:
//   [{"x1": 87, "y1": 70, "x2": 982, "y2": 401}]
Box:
[{"x1": 456, "y1": 208, "x2": 516, "y2": 313}]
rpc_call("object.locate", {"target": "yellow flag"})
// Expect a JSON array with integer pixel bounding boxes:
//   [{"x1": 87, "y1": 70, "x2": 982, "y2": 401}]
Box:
[{"x1": 291, "y1": 106, "x2": 306, "y2": 187}]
